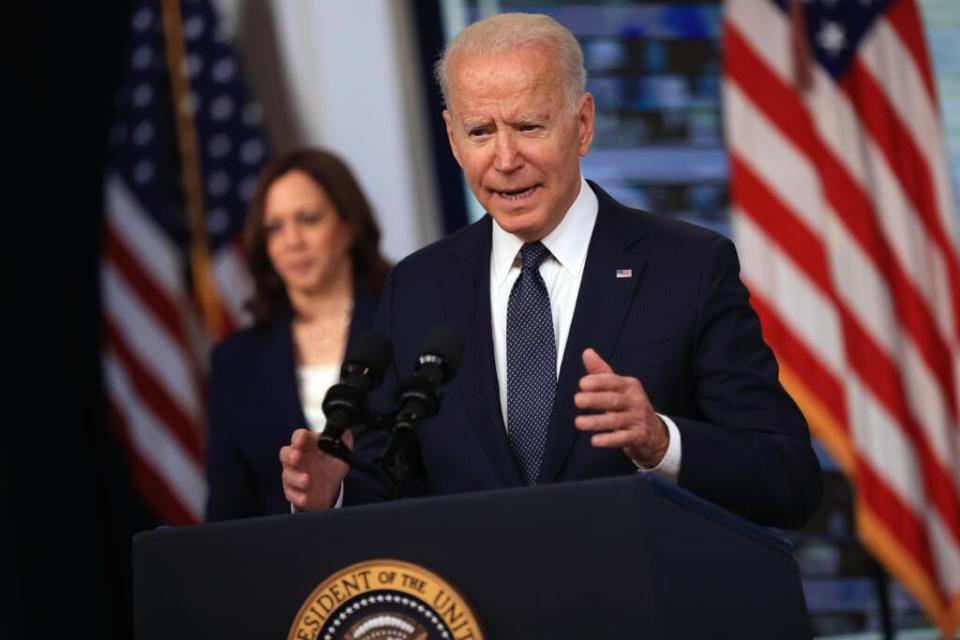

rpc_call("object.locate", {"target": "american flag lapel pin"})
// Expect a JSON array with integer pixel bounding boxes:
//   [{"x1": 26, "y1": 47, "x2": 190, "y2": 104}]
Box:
[{"x1": 616, "y1": 268, "x2": 633, "y2": 279}]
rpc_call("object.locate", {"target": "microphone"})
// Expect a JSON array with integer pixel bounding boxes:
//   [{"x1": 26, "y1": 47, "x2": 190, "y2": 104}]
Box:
[
  {"x1": 394, "y1": 325, "x2": 464, "y2": 431},
  {"x1": 319, "y1": 332, "x2": 393, "y2": 443},
  {"x1": 380, "y1": 326, "x2": 463, "y2": 486}
]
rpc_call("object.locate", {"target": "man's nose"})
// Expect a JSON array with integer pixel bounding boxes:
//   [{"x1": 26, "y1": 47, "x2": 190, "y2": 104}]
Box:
[{"x1": 493, "y1": 132, "x2": 522, "y2": 173}]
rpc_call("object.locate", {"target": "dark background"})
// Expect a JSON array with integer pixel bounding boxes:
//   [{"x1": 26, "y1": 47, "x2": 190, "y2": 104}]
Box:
[{"x1": 2, "y1": 2, "x2": 158, "y2": 637}]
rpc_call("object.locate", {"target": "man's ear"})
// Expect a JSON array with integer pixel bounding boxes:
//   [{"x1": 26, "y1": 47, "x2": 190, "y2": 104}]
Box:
[
  {"x1": 576, "y1": 93, "x2": 596, "y2": 157},
  {"x1": 442, "y1": 109, "x2": 463, "y2": 167}
]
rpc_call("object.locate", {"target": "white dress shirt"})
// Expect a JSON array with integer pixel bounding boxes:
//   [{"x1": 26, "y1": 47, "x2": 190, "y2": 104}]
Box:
[
  {"x1": 297, "y1": 363, "x2": 340, "y2": 434},
  {"x1": 489, "y1": 176, "x2": 681, "y2": 482}
]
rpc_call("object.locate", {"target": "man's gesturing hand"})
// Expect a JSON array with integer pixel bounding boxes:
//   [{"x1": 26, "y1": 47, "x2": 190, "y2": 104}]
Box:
[
  {"x1": 280, "y1": 428, "x2": 353, "y2": 511},
  {"x1": 574, "y1": 348, "x2": 669, "y2": 468}
]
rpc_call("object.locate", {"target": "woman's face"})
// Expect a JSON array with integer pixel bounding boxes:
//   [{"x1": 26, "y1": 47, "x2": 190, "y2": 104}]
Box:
[{"x1": 263, "y1": 169, "x2": 353, "y2": 297}]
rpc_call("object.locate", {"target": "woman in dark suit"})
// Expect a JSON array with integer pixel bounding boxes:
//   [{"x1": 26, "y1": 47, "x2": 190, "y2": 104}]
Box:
[{"x1": 206, "y1": 148, "x2": 390, "y2": 520}]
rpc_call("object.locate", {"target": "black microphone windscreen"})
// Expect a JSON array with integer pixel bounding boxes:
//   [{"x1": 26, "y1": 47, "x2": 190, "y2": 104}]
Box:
[
  {"x1": 345, "y1": 332, "x2": 394, "y2": 379},
  {"x1": 421, "y1": 325, "x2": 464, "y2": 373}
]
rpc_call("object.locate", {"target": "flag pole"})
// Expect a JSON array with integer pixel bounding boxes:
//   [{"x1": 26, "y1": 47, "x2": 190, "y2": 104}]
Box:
[{"x1": 159, "y1": 0, "x2": 226, "y2": 339}]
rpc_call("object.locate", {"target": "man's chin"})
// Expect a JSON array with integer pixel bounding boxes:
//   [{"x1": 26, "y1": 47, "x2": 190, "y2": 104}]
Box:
[{"x1": 490, "y1": 211, "x2": 549, "y2": 241}]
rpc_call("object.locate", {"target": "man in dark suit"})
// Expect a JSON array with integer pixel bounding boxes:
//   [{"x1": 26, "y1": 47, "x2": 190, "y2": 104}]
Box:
[{"x1": 280, "y1": 13, "x2": 821, "y2": 528}]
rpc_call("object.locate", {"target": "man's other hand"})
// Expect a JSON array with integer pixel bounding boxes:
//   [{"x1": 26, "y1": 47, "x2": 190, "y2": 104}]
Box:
[{"x1": 575, "y1": 348, "x2": 669, "y2": 468}]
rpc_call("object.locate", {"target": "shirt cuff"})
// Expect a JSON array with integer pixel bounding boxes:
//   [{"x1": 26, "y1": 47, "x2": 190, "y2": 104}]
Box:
[
  {"x1": 290, "y1": 481, "x2": 345, "y2": 513},
  {"x1": 632, "y1": 413, "x2": 681, "y2": 484}
]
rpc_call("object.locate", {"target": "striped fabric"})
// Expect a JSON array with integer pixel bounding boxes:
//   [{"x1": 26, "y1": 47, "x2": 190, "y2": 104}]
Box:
[
  {"x1": 724, "y1": 0, "x2": 960, "y2": 632},
  {"x1": 102, "y1": 0, "x2": 264, "y2": 525}
]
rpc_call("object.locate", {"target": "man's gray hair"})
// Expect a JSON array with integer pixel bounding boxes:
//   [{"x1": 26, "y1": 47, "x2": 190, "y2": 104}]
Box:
[{"x1": 435, "y1": 12, "x2": 587, "y2": 111}]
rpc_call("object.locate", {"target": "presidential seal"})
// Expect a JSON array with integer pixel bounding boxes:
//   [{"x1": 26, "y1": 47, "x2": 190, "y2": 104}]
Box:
[{"x1": 288, "y1": 559, "x2": 484, "y2": 640}]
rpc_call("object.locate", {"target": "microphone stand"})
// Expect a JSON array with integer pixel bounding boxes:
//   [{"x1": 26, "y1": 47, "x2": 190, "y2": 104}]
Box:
[
  {"x1": 317, "y1": 411, "x2": 410, "y2": 500},
  {"x1": 376, "y1": 427, "x2": 425, "y2": 499}
]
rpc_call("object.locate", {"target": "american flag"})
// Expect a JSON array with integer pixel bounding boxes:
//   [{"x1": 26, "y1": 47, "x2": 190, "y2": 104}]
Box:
[
  {"x1": 724, "y1": 0, "x2": 960, "y2": 632},
  {"x1": 101, "y1": 0, "x2": 265, "y2": 525}
]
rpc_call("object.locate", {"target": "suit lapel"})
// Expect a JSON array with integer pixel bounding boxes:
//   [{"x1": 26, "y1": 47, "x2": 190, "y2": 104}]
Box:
[
  {"x1": 261, "y1": 317, "x2": 309, "y2": 431},
  {"x1": 444, "y1": 218, "x2": 525, "y2": 487},
  {"x1": 538, "y1": 187, "x2": 648, "y2": 483}
]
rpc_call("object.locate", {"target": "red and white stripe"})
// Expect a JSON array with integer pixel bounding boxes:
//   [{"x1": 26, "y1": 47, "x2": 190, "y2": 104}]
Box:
[
  {"x1": 102, "y1": 174, "x2": 250, "y2": 525},
  {"x1": 724, "y1": 0, "x2": 960, "y2": 631},
  {"x1": 214, "y1": 242, "x2": 253, "y2": 330}
]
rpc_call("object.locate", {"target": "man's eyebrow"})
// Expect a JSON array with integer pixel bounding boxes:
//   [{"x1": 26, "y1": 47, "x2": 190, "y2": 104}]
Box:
[
  {"x1": 458, "y1": 113, "x2": 551, "y2": 129},
  {"x1": 508, "y1": 113, "x2": 551, "y2": 125},
  {"x1": 461, "y1": 118, "x2": 492, "y2": 129}
]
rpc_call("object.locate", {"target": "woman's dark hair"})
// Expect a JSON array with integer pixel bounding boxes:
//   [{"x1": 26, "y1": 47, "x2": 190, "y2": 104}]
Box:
[{"x1": 243, "y1": 148, "x2": 390, "y2": 324}]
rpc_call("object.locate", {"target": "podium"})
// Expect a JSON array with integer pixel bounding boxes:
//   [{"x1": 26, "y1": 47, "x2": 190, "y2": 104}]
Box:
[{"x1": 134, "y1": 475, "x2": 811, "y2": 639}]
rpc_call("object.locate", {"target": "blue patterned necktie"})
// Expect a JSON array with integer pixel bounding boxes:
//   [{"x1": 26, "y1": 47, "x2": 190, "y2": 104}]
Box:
[{"x1": 507, "y1": 241, "x2": 557, "y2": 485}]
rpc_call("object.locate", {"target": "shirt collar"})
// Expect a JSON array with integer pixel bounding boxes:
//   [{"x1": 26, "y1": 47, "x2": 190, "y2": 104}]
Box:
[{"x1": 491, "y1": 176, "x2": 599, "y2": 286}]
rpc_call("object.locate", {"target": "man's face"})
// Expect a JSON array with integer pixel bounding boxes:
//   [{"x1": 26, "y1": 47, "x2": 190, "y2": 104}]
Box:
[{"x1": 443, "y1": 44, "x2": 595, "y2": 242}]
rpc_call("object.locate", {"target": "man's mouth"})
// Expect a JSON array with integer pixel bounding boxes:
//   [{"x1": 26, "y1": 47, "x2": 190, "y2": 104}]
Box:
[{"x1": 493, "y1": 185, "x2": 539, "y2": 201}]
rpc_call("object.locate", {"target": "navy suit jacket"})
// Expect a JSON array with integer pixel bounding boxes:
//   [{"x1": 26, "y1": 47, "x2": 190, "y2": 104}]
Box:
[
  {"x1": 205, "y1": 292, "x2": 378, "y2": 520},
  {"x1": 353, "y1": 182, "x2": 821, "y2": 528}
]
